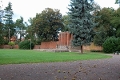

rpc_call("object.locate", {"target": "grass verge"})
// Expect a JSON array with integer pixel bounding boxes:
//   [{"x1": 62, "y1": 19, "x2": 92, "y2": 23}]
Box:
[{"x1": 0, "y1": 49, "x2": 112, "y2": 65}]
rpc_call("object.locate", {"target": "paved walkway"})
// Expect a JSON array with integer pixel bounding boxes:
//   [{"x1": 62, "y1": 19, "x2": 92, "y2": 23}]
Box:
[{"x1": 0, "y1": 54, "x2": 120, "y2": 80}]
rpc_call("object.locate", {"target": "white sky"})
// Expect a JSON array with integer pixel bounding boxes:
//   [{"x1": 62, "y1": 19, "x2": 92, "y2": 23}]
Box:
[{"x1": 1, "y1": 0, "x2": 119, "y2": 22}]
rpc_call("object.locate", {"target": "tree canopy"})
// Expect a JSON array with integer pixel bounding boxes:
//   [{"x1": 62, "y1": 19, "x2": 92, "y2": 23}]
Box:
[
  {"x1": 3, "y1": 2, "x2": 15, "y2": 42},
  {"x1": 115, "y1": 0, "x2": 120, "y2": 7},
  {"x1": 28, "y1": 8, "x2": 63, "y2": 42},
  {"x1": 0, "y1": 0, "x2": 4, "y2": 45},
  {"x1": 93, "y1": 7, "x2": 115, "y2": 46}
]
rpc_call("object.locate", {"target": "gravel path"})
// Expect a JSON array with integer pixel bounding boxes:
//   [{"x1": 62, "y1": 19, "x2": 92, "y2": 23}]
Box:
[{"x1": 0, "y1": 54, "x2": 120, "y2": 80}]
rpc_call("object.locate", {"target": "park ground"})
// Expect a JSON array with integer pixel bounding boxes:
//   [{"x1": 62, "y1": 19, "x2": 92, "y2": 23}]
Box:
[{"x1": 0, "y1": 54, "x2": 120, "y2": 80}]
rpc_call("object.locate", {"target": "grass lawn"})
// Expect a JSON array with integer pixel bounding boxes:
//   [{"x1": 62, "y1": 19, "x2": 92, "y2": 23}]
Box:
[{"x1": 0, "y1": 49, "x2": 112, "y2": 65}]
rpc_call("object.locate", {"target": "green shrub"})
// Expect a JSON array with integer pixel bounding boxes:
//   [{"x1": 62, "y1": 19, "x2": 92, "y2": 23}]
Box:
[
  {"x1": 8, "y1": 42, "x2": 15, "y2": 49},
  {"x1": 8, "y1": 41, "x2": 15, "y2": 46},
  {"x1": 103, "y1": 37, "x2": 118, "y2": 53},
  {"x1": 19, "y1": 40, "x2": 34, "y2": 49},
  {"x1": 116, "y1": 38, "x2": 120, "y2": 51},
  {"x1": 90, "y1": 50, "x2": 103, "y2": 52}
]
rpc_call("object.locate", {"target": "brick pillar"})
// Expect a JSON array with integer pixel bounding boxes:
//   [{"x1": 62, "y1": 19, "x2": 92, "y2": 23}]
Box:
[{"x1": 67, "y1": 32, "x2": 69, "y2": 46}]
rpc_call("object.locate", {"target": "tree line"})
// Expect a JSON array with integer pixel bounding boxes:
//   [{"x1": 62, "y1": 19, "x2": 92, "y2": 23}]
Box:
[{"x1": 0, "y1": 0, "x2": 120, "y2": 53}]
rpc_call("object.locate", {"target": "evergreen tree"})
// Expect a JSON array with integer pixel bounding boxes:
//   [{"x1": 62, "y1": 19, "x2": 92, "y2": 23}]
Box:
[
  {"x1": 68, "y1": 0, "x2": 96, "y2": 53},
  {"x1": 3, "y1": 2, "x2": 14, "y2": 42},
  {"x1": 0, "y1": 0, "x2": 4, "y2": 45},
  {"x1": 115, "y1": 0, "x2": 120, "y2": 7}
]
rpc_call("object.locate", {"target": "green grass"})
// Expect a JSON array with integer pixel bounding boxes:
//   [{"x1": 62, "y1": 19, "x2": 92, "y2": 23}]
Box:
[{"x1": 0, "y1": 49, "x2": 112, "y2": 65}]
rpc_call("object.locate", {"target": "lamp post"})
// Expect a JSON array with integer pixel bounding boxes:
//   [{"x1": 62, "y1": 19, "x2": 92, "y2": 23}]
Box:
[
  {"x1": 28, "y1": 39, "x2": 31, "y2": 50},
  {"x1": 9, "y1": 29, "x2": 10, "y2": 42},
  {"x1": 30, "y1": 39, "x2": 31, "y2": 50}
]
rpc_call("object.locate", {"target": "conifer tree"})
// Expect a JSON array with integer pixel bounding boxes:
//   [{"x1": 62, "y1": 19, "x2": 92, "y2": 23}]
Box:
[
  {"x1": 0, "y1": 0, "x2": 4, "y2": 45},
  {"x1": 68, "y1": 0, "x2": 96, "y2": 53},
  {"x1": 3, "y1": 2, "x2": 14, "y2": 42},
  {"x1": 115, "y1": 0, "x2": 120, "y2": 7}
]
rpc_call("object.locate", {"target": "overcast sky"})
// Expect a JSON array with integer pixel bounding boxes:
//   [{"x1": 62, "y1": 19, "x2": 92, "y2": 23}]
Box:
[{"x1": 1, "y1": 0, "x2": 119, "y2": 22}]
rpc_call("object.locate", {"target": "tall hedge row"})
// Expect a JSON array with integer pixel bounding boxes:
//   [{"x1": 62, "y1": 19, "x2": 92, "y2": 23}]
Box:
[
  {"x1": 18, "y1": 40, "x2": 34, "y2": 49},
  {"x1": 103, "y1": 37, "x2": 120, "y2": 53}
]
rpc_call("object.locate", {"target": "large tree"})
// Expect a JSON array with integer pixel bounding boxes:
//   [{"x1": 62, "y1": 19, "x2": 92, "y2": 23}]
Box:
[
  {"x1": 0, "y1": 0, "x2": 4, "y2": 45},
  {"x1": 3, "y1": 2, "x2": 14, "y2": 42},
  {"x1": 68, "y1": 0, "x2": 96, "y2": 53},
  {"x1": 93, "y1": 8, "x2": 115, "y2": 46},
  {"x1": 115, "y1": 0, "x2": 120, "y2": 7},
  {"x1": 28, "y1": 8, "x2": 63, "y2": 42},
  {"x1": 111, "y1": 8, "x2": 120, "y2": 37}
]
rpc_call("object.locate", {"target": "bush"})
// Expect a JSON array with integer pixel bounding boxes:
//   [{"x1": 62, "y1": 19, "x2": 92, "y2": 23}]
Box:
[
  {"x1": 103, "y1": 37, "x2": 118, "y2": 53},
  {"x1": 8, "y1": 41, "x2": 15, "y2": 49},
  {"x1": 19, "y1": 40, "x2": 34, "y2": 49},
  {"x1": 116, "y1": 38, "x2": 120, "y2": 51},
  {"x1": 90, "y1": 50, "x2": 103, "y2": 52}
]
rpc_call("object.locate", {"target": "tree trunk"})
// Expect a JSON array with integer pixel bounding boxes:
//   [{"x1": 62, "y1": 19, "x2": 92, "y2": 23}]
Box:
[{"x1": 80, "y1": 45, "x2": 83, "y2": 53}]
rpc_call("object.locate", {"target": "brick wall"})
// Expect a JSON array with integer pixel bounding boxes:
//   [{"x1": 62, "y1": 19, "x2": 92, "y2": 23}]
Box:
[
  {"x1": 0, "y1": 45, "x2": 19, "y2": 49},
  {"x1": 40, "y1": 41, "x2": 57, "y2": 49},
  {"x1": 39, "y1": 32, "x2": 102, "y2": 51}
]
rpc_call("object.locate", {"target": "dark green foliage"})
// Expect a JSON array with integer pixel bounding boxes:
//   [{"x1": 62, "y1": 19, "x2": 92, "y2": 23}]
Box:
[
  {"x1": 103, "y1": 37, "x2": 118, "y2": 53},
  {"x1": 116, "y1": 38, "x2": 120, "y2": 51},
  {"x1": 0, "y1": 7, "x2": 4, "y2": 45},
  {"x1": 62, "y1": 15, "x2": 70, "y2": 31},
  {"x1": 90, "y1": 50, "x2": 103, "y2": 52},
  {"x1": 111, "y1": 8, "x2": 120, "y2": 37},
  {"x1": 93, "y1": 27, "x2": 107, "y2": 46},
  {"x1": 0, "y1": 35, "x2": 4, "y2": 45},
  {"x1": 3, "y1": 2, "x2": 15, "y2": 41},
  {"x1": 28, "y1": 8, "x2": 63, "y2": 42},
  {"x1": 0, "y1": 23, "x2": 4, "y2": 45},
  {"x1": 19, "y1": 40, "x2": 34, "y2": 49},
  {"x1": 93, "y1": 8, "x2": 115, "y2": 46}
]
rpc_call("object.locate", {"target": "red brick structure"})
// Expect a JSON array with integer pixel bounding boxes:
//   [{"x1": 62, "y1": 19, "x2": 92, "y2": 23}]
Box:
[
  {"x1": 39, "y1": 32, "x2": 72, "y2": 49},
  {"x1": 57, "y1": 32, "x2": 72, "y2": 48},
  {"x1": 39, "y1": 32, "x2": 102, "y2": 51},
  {"x1": 40, "y1": 41, "x2": 57, "y2": 49}
]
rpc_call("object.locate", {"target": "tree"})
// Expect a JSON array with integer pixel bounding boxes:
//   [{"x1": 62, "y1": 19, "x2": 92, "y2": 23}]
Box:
[
  {"x1": 93, "y1": 7, "x2": 115, "y2": 46},
  {"x1": 3, "y1": 2, "x2": 15, "y2": 42},
  {"x1": 115, "y1": 0, "x2": 120, "y2": 7},
  {"x1": 0, "y1": 20, "x2": 4, "y2": 45},
  {"x1": 26, "y1": 18, "x2": 35, "y2": 41},
  {"x1": 62, "y1": 15, "x2": 70, "y2": 31},
  {"x1": 68, "y1": 0, "x2": 96, "y2": 53},
  {"x1": 28, "y1": 8, "x2": 63, "y2": 42},
  {"x1": 111, "y1": 8, "x2": 120, "y2": 37},
  {"x1": 15, "y1": 16, "x2": 26, "y2": 41},
  {"x1": 0, "y1": 0, "x2": 4, "y2": 45}
]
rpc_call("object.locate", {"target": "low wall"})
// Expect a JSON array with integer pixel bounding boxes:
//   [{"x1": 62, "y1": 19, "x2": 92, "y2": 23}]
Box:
[
  {"x1": 40, "y1": 41, "x2": 57, "y2": 49},
  {"x1": 0, "y1": 45, "x2": 19, "y2": 49},
  {"x1": 39, "y1": 42, "x2": 102, "y2": 51},
  {"x1": 34, "y1": 45, "x2": 41, "y2": 49},
  {"x1": 82, "y1": 43, "x2": 102, "y2": 51},
  {"x1": 0, "y1": 43, "x2": 102, "y2": 51}
]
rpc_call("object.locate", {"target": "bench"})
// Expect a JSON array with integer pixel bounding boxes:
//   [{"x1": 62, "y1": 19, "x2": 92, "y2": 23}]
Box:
[{"x1": 114, "y1": 51, "x2": 119, "y2": 55}]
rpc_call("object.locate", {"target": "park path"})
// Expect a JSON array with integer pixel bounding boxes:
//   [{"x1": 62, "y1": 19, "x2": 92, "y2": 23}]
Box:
[{"x1": 0, "y1": 54, "x2": 120, "y2": 80}]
